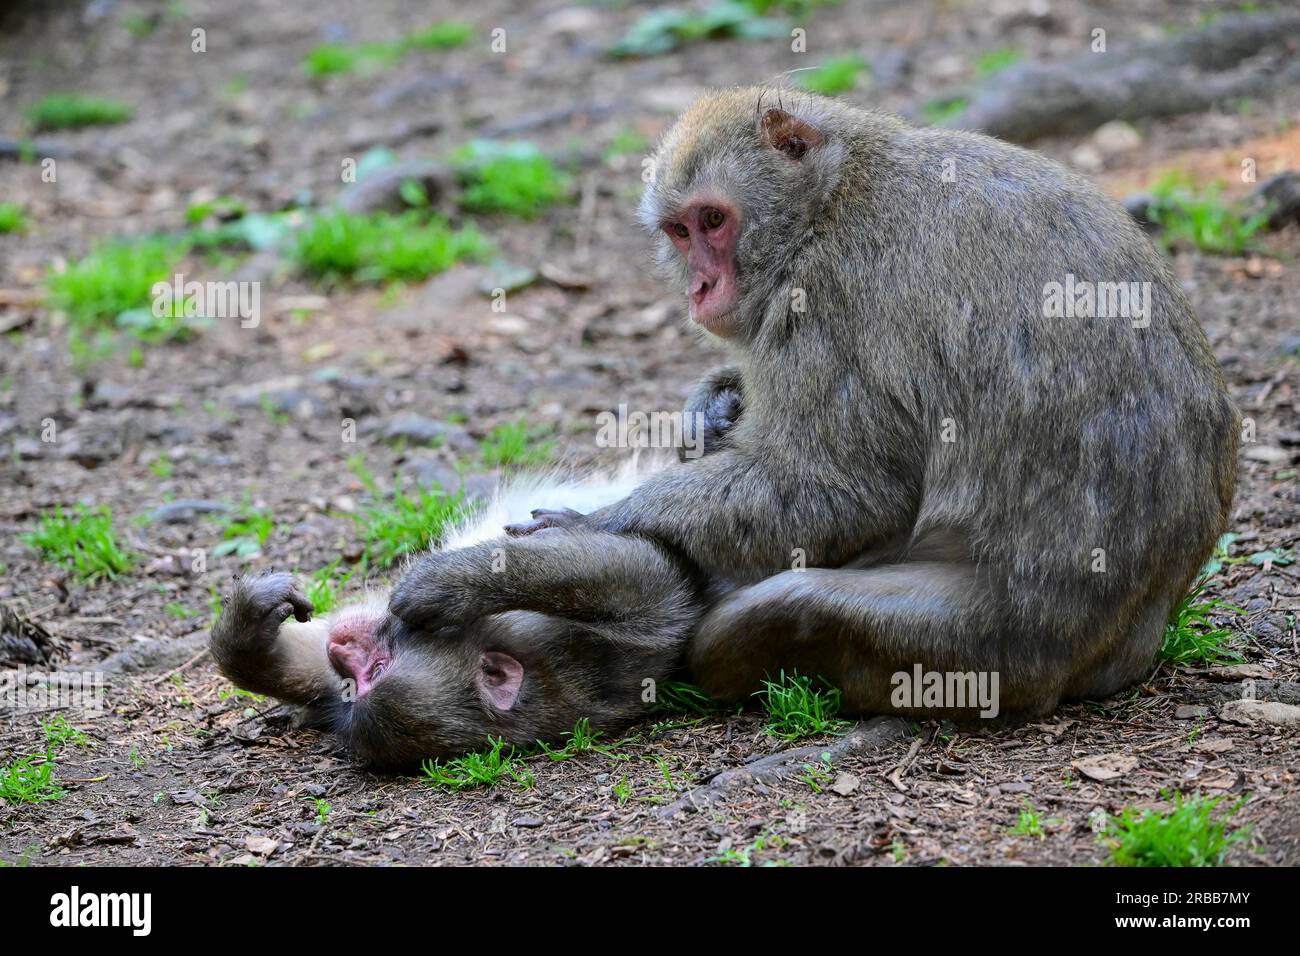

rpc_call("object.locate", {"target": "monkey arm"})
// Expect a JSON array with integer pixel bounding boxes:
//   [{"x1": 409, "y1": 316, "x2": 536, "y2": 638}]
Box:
[
  {"x1": 389, "y1": 531, "x2": 700, "y2": 645},
  {"x1": 587, "y1": 445, "x2": 912, "y2": 579},
  {"x1": 209, "y1": 572, "x2": 345, "y2": 706},
  {"x1": 681, "y1": 365, "x2": 745, "y2": 461}
]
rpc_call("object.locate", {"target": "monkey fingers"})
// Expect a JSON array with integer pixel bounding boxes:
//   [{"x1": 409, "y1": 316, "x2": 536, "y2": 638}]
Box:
[{"x1": 503, "y1": 507, "x2": 587, "y2": 537}]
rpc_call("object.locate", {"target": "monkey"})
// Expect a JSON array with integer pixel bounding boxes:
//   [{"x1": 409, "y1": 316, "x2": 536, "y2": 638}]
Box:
[
  {"x1": 208, "y1": 466, "x2": 719, "y2": 769},
  {"x1": 390, "y1": 87, "x2": 1239, "y2": 721}
]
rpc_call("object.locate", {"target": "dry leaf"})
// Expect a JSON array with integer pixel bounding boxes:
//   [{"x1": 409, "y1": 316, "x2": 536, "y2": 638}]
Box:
[{"x1": 1072, "y1": 752, "x2": 1138, "y2": 781}]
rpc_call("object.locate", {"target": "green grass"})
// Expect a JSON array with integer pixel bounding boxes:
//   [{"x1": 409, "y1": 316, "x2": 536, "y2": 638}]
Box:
[
  {"x1": 538, "y1": 718, "x2": 617, "y2": 761},
  {"x1": 611, "y1": 3, "x2": 786, "y2": 58},
  {"x1": 759, "y1": 670, "x2": 849, "y2": 741},
  {"x1": 742, "y1": 0, "x2": 842, "y2": 15},
  {"x1": 1010, "y1": 799, "x2": 1046, "y2": 839},
  {"x1": 122, "y1": 13, "x2": 159, "y2": 38},
  {"x1": 1148, "y1": 172, "x2": 1271, "y2": 255},
  {"x1": 213, "y1": 504, "x2": 275, "y2": 558},
  {"x1": 1159, "y1": 582, "x2": 1244, "y2": 666},
  {"x1": 305, "y1": 559, "x2": 355, "y2": 615},
  {"x1": 973, "y1": 46, "x2": 1022, "y2": 76},
  {"x1": 350, "y1": 456, "x2": 472, "y2": 566},
  {"x1": 421, "y1": 737, "x2": 534, "y2": 790},
  {"x1": 22, "y1": 505, "x2": 135, "y2": 581},
  {"x1": 653, "y1": 680, "x2": 723, "y2": 715},
  {"x1": 923, "y1": 95, "x2": 968, "y2": 124},
  {"x1": 707, "y1": 831, "x2": 790, "y2": 867},
  {"x1": 0, "y1": 752, "x2": 63, "y2": 804},
  {"x1": 1102, "y1": 791, "x2": 1249, "y2": 866},
  {"x1": 604, "y1": 127, "x2": 650, "y2": 161},
  {"x1": 46, "y1": 237, "x2": 181, "y2": 330},
  {"x1": 41, "y1": 716, "x2": 89, "y2": 749},
  {"x1": 312, "y1": 798, "x2": 331, "y2": 825},
  {"x1": 0, "y1": 202, "x2": 27, "y2": 234},
  {"x1": 453, "y1": 141, "x2": 571, "y2": 219},
  {"x1": 293, "y1": 210, "x2": 488, "y2": 283},
  {"x1": 25, "y1": 93, "x2": 131, "y2": 131},
  {"x1": 303, "y1": 21, "x2": 473, "y2": 76},
  {"x1": 479, "y1": 418, "x2": 556, "y2": 470},
  {"x1": 800, "y1": 752, "x2": 833, "y2": 792},
  {"x1": 402, "y1": 21, "x2": 474, "y2": 50},
  {"x1": 797, "y1": 55, "x2": 869, "y2": 95}
]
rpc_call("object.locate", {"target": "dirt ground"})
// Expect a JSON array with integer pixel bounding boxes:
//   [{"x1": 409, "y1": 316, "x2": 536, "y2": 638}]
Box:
[{"x1": 0, "y1": 0, "x2": 1296, "y2": 866}]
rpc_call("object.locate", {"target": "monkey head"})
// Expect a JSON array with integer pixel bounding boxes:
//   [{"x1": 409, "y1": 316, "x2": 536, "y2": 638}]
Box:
[
  {"x1": 321, "y1": 603, "x2": 626, "y2": 769},
  {"x1": 638, "y1": 87, "x2": 848, "y2": 340}
]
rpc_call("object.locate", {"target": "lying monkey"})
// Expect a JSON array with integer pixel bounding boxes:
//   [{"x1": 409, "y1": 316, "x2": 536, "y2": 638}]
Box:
[{"x1": 208, "y1": 469, "x2": 707, "y2": 768}]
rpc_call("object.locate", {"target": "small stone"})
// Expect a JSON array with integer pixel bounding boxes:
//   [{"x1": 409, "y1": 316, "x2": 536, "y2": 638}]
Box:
[
  {"x1": 1091, "y1": 120, "x2": 1141, "y2": 157},
  {"x1": 1174, "y1": 704, "x2": 1209, "y2": 720},
  {"x1": 829, "y1": 772, "x2": 860, "y2": 796}
]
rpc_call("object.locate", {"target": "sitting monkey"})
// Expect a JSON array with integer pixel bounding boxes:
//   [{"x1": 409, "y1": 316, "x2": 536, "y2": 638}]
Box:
[
  {"x1": 395, "y1": 88, "x2": 1239, "y2": 718},
  {"x1": 208, "y1": 468, "x2": 708, "y2": 769}
]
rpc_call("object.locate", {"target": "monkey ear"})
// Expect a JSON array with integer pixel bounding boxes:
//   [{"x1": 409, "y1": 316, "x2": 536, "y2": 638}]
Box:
[
  {"x1": 477, "y1": 651, "x2": 524, "y2": 711},
  {"x1": 760, "y1": 108, "x2": 824, "y2": 161}
]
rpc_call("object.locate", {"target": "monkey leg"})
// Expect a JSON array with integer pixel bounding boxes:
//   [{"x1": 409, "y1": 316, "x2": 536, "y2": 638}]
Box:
[
  {"x1": 688, "y1": 563, "x2": 1074, "y2": 719},
  {"x1": 390, "y1": 531, "x2": 701, "y2": 649}
]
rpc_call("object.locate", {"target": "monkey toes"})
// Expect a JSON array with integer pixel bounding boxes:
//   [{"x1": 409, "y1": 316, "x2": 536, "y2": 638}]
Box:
[{"x1": 504, "y1": 507, "x2": 587, "y2": 537}]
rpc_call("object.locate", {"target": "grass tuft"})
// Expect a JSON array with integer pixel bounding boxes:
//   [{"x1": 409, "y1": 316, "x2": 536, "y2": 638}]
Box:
[
  {"x1": 350, "y1": 456, "x2": 472, "y2": 566},
  {"x1": 22, "y1": 505, "x2": 134, "y2": 581},
  {"x1": 798, "y1": 55, "x2": 869, "y2": 95},
  {"x1": 46, "y1": 237, "x2": 181, "y2": 330},
  {"x1": 923, "y1": 95, "x2": 968, "y2": 124},
  {"x1": 1102, "y1": 791, "x2": 1249, "y2": 866},
  {"x1": 479, "y1": 418, "x2": 556, "y2": 470},
  {"x1": 973, "y1": 46, "x2": 1022, "y2": 76},
  {"x1": 25, "y1": 93, "x2": 131, "y2": 131},
  {"x1": 213, "y1": 504, "x2": 275, "y2": 558},
  {"x1": 41, "y1": 715, "x2": 89, "y2": 749},
  {"x1": 1148, "y1": 172, "x2": 1270, "y2": 255},
  {"x1": 293, "y1": 210, "x2": 488, "y2": 283},
  {"x1": 1159, "y1": 582, "x2": 1244, "y2": 666},
  {"x1": 303, "y1": 22, "x2": 473, "y2": 76},
  {"x1": 453, "y1": 141, "x2": 570, "y2": 220},
  {"x1": 0, "y1": 752, "x2": 64, "y2": 804},
  {"x1": 759, "y1": 670, "x2": 849, "y2": 740},
  {"x1": 421, "y1": 737, "x2": 534, "y2": 790},
  {"x1": 0, "y1": 202, "x2": 27, "y2": 234}
]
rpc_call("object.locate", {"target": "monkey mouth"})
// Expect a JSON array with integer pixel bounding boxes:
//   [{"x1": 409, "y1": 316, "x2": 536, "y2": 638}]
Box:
[
  {"x1": 327, "y1": 629, "x2": 390, "y2": 698},
  {"x1": 689, "y1": 276, "x2": 738, "y2": 335}
]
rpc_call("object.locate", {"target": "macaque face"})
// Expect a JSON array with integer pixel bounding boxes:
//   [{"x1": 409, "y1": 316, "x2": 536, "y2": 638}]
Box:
[
  {"x1": 322, "y1": 605, "x2": 529, "y2": 766},
  {"x1": 660, "y1": 197, "x2": 741, "y2": 336}
]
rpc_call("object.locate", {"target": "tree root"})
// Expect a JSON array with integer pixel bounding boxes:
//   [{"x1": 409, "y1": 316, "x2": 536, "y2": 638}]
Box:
[
  {"x1": 948, "y1": 12, "x2": 1300, "y2": 142},
  {"x1": 659, "y1": 716, "x2": 912, "y2": 818}
]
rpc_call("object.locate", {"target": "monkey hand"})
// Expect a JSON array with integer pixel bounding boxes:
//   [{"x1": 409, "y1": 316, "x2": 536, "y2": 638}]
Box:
[
  {"x1": 503, "y1": 507, "x2": 587, "y2": 537},
  {"x1": 209, "y1": 572, "x2": 314, "y2": 688},
  {"x1": 681, "y1": 366, "x2": 744, "y2": 462},
  {"x1": 219, "y1": 572, "x2": 314, "y2": 643},
  {"x1": 389, "y1": 548, "x2": 492, "y2": 631}
]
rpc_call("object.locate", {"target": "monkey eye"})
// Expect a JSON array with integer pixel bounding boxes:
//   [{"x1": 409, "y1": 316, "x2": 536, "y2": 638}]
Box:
[
  {"x1": 701, "y1": 208, "x2": 725, "y2": 230},
  {"x1": 670, "y1": 222, "x2": 689, "y2": 239}
]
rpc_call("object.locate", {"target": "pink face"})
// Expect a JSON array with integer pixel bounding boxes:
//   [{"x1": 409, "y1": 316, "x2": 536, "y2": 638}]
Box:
[
  {"x1": 326, "y1": 607, "x2": 524, "y2": 709},
  {"x1": 327, "y1": 608, "x2": 392, "y2": 698},
  {"x1": 662, "y1": 198, "x2": 740, "y2": 337}
]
